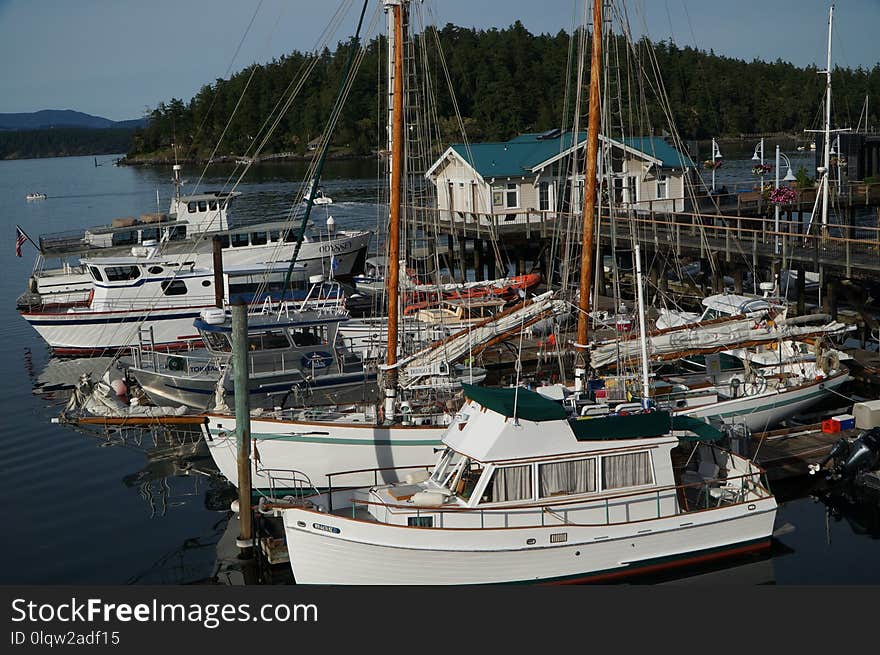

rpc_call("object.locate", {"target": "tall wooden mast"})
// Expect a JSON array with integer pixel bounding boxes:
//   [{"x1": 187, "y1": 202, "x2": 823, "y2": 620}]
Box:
[
  {"x1": 384, "y1": 0, "x2": 405, "y2": 419},
  {"x1": 574, "y1": 0, "x2": 603, "y2": 389}
]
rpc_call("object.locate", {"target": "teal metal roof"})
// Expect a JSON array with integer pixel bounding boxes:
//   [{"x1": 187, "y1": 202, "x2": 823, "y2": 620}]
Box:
[
  {"x1": 619, "y1": 136, "x2": 695, "y2": 169},
  {"x1": 450, "y1": 131, "x2": 586, "y2": 179},
  {"x1": 449, "y1": 132, "x2": 693, "y2": 178}
]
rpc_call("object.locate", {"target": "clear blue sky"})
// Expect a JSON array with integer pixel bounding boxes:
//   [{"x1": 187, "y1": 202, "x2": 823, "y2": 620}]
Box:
[{"x1": 0, "y1": 0, "x2": 877, "y2": 121}]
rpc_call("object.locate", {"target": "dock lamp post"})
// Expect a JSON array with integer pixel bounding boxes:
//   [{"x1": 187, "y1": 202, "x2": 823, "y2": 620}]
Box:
[
  {"x1": 752, "y1": 138, "x2": 766, "y2": 191},
  {"x1": 774, "y1": 145, "x2": 797, "y2": 254},
  {"x1": 711, "y1": 138, "x2": 723, "y2": 193}
]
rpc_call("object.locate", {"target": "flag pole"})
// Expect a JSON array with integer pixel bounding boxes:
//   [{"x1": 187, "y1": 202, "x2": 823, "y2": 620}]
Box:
[{"x1": 16, "y1": 225, "x2": 42, "y2": 253}]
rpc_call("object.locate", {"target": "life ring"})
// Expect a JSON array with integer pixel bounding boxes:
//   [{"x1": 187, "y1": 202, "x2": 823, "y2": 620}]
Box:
[{"x1": 167, "y1": 356, "x2": 185, "y2": 372}]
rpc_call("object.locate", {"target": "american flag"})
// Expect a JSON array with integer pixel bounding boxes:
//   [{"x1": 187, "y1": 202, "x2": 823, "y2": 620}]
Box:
[{"x1": 16, "y1": 226, "x2": 27, "y2": 257}]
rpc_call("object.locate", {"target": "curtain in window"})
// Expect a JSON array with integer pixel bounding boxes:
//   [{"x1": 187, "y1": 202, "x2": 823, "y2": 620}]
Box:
[
  {"x1": 602, "y1": 452, "x2": 652, "y2": 489},
  {"x1": 539, "y1": 459, "x2": 596, "y2": 497},
  {"x1": 491, "y1": 465, "x2": 532, "y2": 502}
]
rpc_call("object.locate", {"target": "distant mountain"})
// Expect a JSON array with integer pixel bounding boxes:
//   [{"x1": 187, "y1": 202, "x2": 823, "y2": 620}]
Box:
[{"x1": 0, "y1": 109, "x2": 146, "y2": 131}]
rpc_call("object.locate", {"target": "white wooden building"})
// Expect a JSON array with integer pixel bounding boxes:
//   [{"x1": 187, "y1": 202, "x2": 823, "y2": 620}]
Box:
[{"x1": 425, "y1": 129, "x2": 695, "y2": 224}]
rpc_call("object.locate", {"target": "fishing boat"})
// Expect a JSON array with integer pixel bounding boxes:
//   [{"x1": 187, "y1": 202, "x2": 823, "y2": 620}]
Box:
[
  {"x1": 276, "y1": 383, "x2": 777, "y2": 584},
  {"x1": 20, "y1": 256, "x2": 340, "y2": 355},
  {"x1": 18, "y1": 165, "x2": 370, "y2": 309},
  {"x1": 128, "y1": 298, "x2": 374, "y2": 411}
]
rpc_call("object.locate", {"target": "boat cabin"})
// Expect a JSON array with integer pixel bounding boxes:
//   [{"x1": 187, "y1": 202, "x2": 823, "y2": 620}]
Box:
[
  {"x1": 80, "y1": 258, "x2": 312, "y2": 311},
  {"x1": 325, "y1": 384, "x2": 770, "y2": 531},
  {"x1": 697, "y1": 293, "x2": 785, "y2": 321}
]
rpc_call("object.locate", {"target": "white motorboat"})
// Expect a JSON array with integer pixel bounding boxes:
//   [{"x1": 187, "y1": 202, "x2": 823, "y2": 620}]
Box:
[
  {"x1": 26, "y1": 192, "x2": 47, "y2": 201},
  {"x1": 18, "y1": 165, "x2": 370, "y2": 309},
  {"x1": 20, "y1": 256, "x2": 340, "y2": 355},
  {"x1": 128, "y1": 295, "x2": 376, "y2": 411},
  {"x1": 275, "y1": 384, "x2": 777, "y2": 584}
]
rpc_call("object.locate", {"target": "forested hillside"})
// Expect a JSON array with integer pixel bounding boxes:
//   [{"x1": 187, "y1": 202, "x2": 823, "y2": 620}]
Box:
[{"x1": 128, "y1": 21, "x2": 880, "y2": 162}]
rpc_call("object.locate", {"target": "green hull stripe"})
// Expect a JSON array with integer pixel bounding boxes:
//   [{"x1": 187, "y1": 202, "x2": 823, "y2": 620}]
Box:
[{"x1": 691, "y1": 386, "x2": 832, "y2": 421}]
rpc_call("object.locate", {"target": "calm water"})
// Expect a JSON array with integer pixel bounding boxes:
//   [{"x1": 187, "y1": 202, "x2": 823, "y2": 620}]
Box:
[{"x1": 1, "y1": 154, "x2": 878, "y2": 585}]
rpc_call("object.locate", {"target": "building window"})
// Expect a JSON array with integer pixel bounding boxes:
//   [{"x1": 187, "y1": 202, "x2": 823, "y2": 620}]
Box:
[
  {"x1": 656, "y1": 174, "x2": 668, "y2": 200},
  {"x1": 160, "y1": 280, "x2": 188, "y2": 296},
  {"x1": 539, "y1": 182, "x2": 551, "y2": 211},
  {"x1": 485, "y1": 464, "x2": 532, "y2": 503},
  {"x1": 539, "y1": 458, "x2": 596, "y2": 497},
  {"x1": 602, "y1": 452, "x2": 653, "y2": 490},
  {"x1": 492, "y1": 186, "x2": 504, "y2": 207},
  {"x1": 505, "y1": 183, "x2": 518, "y2": 208}
]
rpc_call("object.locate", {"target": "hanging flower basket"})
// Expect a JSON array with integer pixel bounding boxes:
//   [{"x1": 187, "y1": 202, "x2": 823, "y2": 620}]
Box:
[
  {"x1": 752, "y1": 164, "x2": 772, "y2": 176},
  {"x1": 769, "y1": 186, "x2": 796, "y2": 205},
  {"x1": 703, "y1": 159, "x2": 723, "y2": 170}
]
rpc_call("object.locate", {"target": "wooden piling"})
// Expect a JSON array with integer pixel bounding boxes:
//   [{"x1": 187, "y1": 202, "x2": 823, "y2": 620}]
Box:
[{"x1": 231, "y1": 301, "x2": 254, "y2": 559}]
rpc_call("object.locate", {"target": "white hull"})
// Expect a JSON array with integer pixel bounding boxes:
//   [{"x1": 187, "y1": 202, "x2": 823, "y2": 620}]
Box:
[
  {"x1": 203, "y1": 414, "x2": 446, "y2": 490},
  {"x1": 282, "y1": 499, "x2": 776, "y2": 584},
  {"x1": 678, "y1": 370, "x2": 849, "y2": 432},
  {"x1": 23, "y1": 305, "x2": 207, "y2": 354}
]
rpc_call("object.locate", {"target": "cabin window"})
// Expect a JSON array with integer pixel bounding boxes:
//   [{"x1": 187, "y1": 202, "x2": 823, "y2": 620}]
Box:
[
  {"x1": 147, "y1": 266, "x2": 164, "y2": 275},
  {"x1": 407, "y1": 516, "x2": 433, "y2": 528},
  {"x1": 484, "y1": 464, "x2": 532, "y2": 503},
  {"x1": 161, "y1": 280, "x2": 188, "y2": 296},
  {"x1": 656, "y1": 174, "x2": 668, "y2": 200},
  {"x1": 539, "y1": 458, "x2": 596, "y2": 498},
  {"x1": 217, "y1": 235, "x2": 230, "y2": 249},
  {"x1": 168, "y1": 226, "x2": 187, "y2": 241},
  {"x1": 284, "y1": 230, "x2": 299, "y2": 243},
  {"x1": 601, "y1": 452, "x2": 653, "y2": 490},
  {"x1": 104, "y1": 266, "x2": 141, "y2": 282},
  {"x1": 209, "y1": 200, "x2": 218, "y2": 211},
  {"x1": 198, "y1": 200, "x2": 208, "y2": 212},
  {"x1": 201, "y1": 280, "x2": 211, "y2": 287},
  {"x1": 89, "y1": 266, "x2": 104, "y2": 282},
  {"x1": 269, "y1": 230, "x2": 280, "y2": 242},
  {"x1": 247, "y1": 330, "x2": 291, "y2": 351},
  {"x1": 538, "y1": 181, "x2": 551, "y2": 211},
  {"x1": 251, "y1": 231, "x2": 268, "y2": 246},
  {"x1": 231, "y1": 233, "x2": 249, "y2": 248},
  {"x1": 290, "y1": 330, "x2": 322, "y2": 347},
  {"x1": 187, "y1": 202, "x2": 197, "y2": 213},
  {"x1": 141, "y1": 228, "x2": 159, "y2": 241},
  {"x1": 430, "y1": 448, "x2": 461, "y2": 487}
]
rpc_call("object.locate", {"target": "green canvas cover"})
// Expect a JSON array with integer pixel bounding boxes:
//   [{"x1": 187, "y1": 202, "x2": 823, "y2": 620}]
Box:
[
  {"x1": 669, "y1": 415, "x2": 725, "y2": 441},
  {"x1": 569, "y1": 411, "x2": 673, "y2": 440},
  {"x1": 461, "y1": 384, "x2": 567, "y2": 422}
]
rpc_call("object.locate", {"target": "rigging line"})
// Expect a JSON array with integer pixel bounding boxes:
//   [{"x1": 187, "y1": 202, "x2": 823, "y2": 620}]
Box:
[
  {"x1": 183, "y1": 0, "x2": 267, "y2": 166},
  {"x1": 280, "y1": 0, "x2": 372, "y2": 302}
]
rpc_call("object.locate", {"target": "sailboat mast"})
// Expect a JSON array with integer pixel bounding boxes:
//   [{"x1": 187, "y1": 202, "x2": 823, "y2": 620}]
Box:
[
  {"x1": 574, "y1": 0, "x2": 603, "y2": 389},
  {"x1": 821, "y1": 4, "x2": 834, "y2": 230},
  {"x1": 384, "y1": 0, "x2": 405, "y2": 418}
]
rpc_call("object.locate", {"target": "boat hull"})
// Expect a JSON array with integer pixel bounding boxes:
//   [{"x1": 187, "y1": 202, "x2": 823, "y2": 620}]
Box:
[
  {"x1": 678, "y1": 370, "x2": 850, "y2": 432},
  {"x1": 132, "y1": 367, "x2": 378, "y2": 411},
  {"x1": 22, "y1": 306, "x2": 208, "y2": 354},
  {"x1": 281, "y1": 500, "x2": 777, "y2": 584},
  {"x1": 202, "y1": 414, "x2": 446, "y2": 490}
]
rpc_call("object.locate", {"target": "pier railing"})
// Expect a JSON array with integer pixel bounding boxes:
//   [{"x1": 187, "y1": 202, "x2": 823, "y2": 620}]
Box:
[{"x1": 421, "y1": 185, "x2": 880, "y2": 277}]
